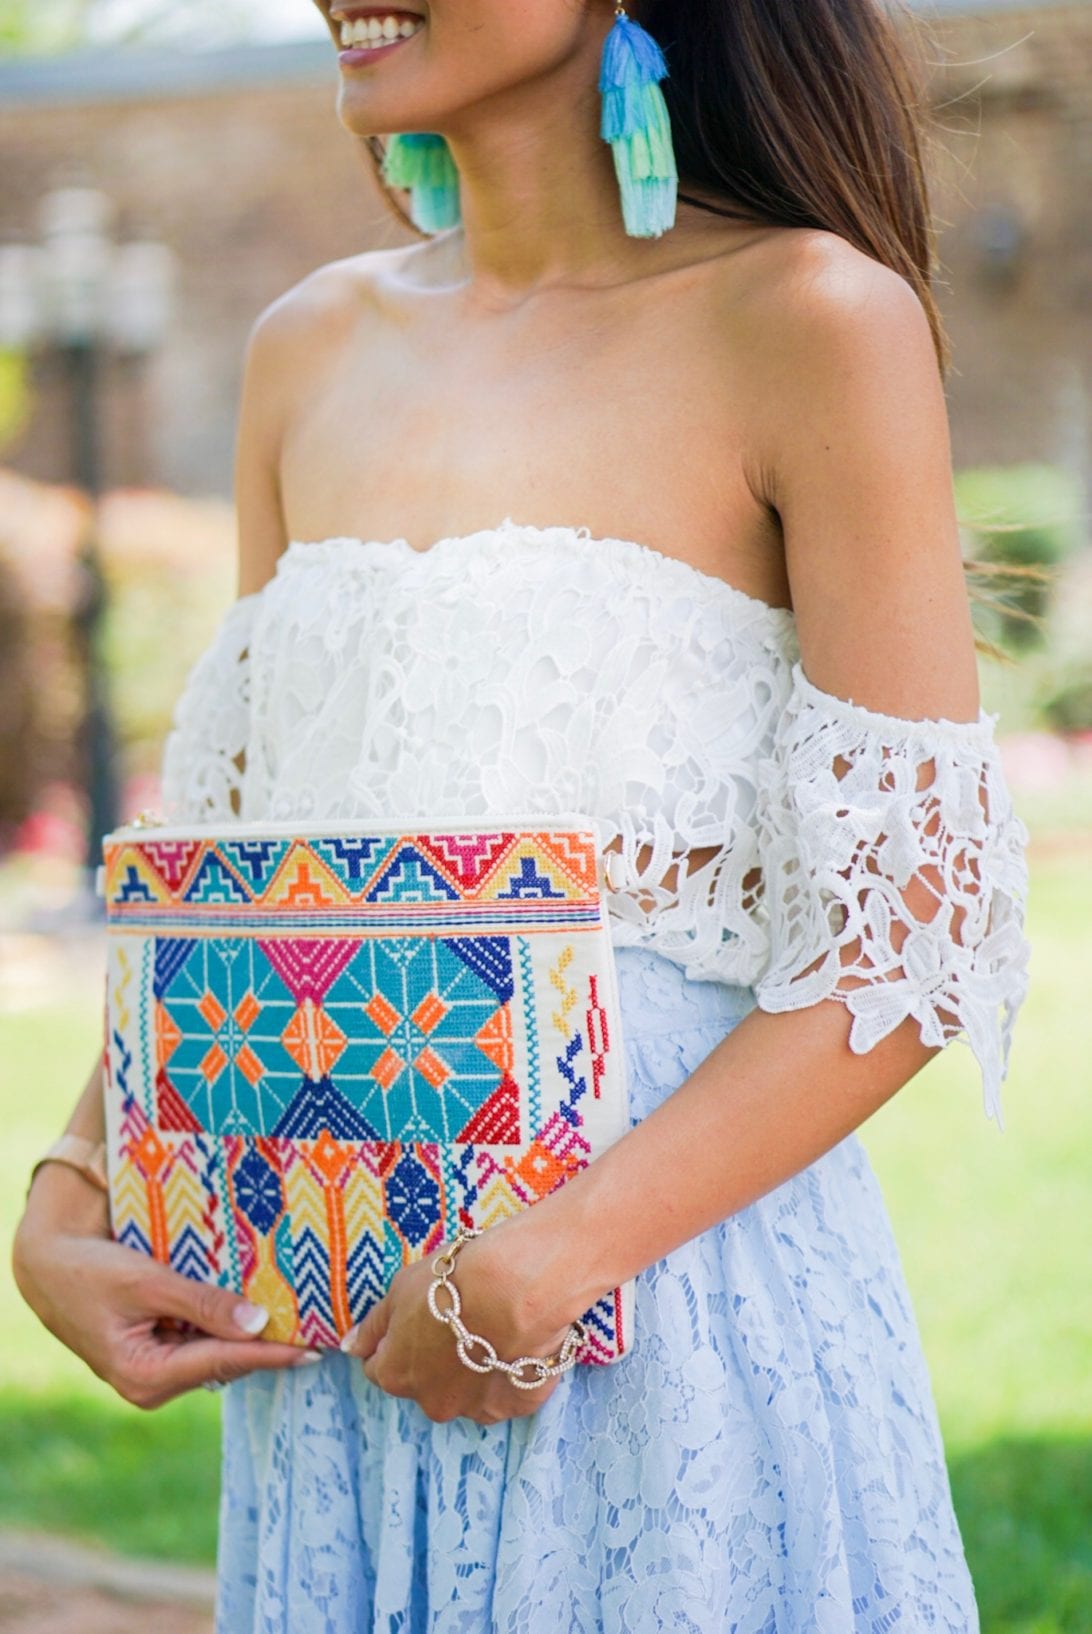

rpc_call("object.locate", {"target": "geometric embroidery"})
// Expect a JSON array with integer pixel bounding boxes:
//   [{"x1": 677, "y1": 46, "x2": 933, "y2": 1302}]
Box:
[
  {"x1": 101, "y1": 820, "x2": 633, "y2": 1363},
  {"x1": 217, "y1": 838, "x2": 292, "y2": 893},
  {"x1": 183, "y1": 849, "x2": 251, "y2": 903},
  {"x1": 260, "y1": 937, "x2": 358, "y2": 1004},
  {"x1": 156, "y1": 938, "x2": 299, "y2": 1134},
  {"x1": 386, "y1": 1148, "x2": 441, "y2": 1248},
  {"x1": 272, "y1": 1078, "x2": 380, "y2": 1140},
  {"x1": 233, "y1": 1144, "x2": 285, "y2": 1234}
]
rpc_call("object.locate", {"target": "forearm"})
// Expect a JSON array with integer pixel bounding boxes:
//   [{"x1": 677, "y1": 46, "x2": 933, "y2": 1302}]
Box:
[
  {"x1": 18, "y1": 1049, "x2": 107, "y2": 1234},
  {"x1": 61, "y1": 1050, "x2": 107, "y2": 1142},
  {"x1": 515, "y1": 997, "x2": 939, "y2": 1330}
]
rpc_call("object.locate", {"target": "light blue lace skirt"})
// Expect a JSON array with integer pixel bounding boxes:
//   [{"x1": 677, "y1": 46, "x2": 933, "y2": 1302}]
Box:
[{"x1": 215, "y1": 946, "x2": 979, "y2": 1633}]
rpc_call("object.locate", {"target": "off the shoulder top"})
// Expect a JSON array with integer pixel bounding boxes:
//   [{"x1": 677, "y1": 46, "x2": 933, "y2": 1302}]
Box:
[{"x1": 158, "y1": 516, "x2": 1031, "y2": 1130}]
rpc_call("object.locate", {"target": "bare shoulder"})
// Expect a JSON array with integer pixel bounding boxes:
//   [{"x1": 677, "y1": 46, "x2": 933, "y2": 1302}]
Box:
[
  {"x1": 243, "y1": 245, "x2": 401, "y2": 369},
  {"x1": 701, "y1": 224, "x2": 946, "y2": 508},
  {"x1": 745, "y1": 224, "x2": 925, "y2": 316},
  {"x1": 717, "y1": 226, "x2": 937, "y2": 396},
  {"x1": 708, "y1": 228, "x2": 977, "y2": 720},
  {"x1": 234, "y1": 248, "x2": 402, "y2": 595}
]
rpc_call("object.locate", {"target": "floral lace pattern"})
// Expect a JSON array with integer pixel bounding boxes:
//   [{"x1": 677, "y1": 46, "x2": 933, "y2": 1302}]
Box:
[
  {"x1": 159, "y1": 518, "x2": 1029, "y2": 1127},
  {"x1": 215, "y1": 948, "x2": 981, "y2": 1633},
  {"x1": 160, "y1": 590, "x2": 258, "y2": 822},
  {"x1": 161, "y1": 522, "x2": 797, "y2": 996},
  {"x1": 753, "y1": 662, "x2": 1031, "y2": 1130}
]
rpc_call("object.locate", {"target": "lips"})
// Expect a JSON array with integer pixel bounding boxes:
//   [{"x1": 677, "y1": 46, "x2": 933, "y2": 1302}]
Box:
[{"x1": 329, "y1": 5, "x2": 424, "y2": 18}]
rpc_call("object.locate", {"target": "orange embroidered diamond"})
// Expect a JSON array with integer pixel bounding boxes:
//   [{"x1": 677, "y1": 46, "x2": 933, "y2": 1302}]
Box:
[
  {"x1": 235, "y1": 1042, "x2": 265, "y2": 1086},
  {"x1": 475, "y1": 1004, "x2": 514, "y2": 1074},
  {"x1": 132, "y1": 1125, "x2": 169, "y2": 1180},
  {"x1": 200, "y1": 1041, "x2": 228, "y2": 1085},
  {"x1": 311, "y1": 1128, "x2": 351, "y2": 1184},
  {"x1": 155, "y1": 1001, "x2": 182, "y2": 1070},
  {"x1": 414, "y1": 1045, "x2": 451, "y2": 1089},
  {"x1": 234, "y1": 989, "x2": 261, "y2": 1031},
  {"x1": 372, "y1": 1046, "x2": 405, "y2": 1091},
  {"x1": 505, "y1": 1139, "x2": 581, "y2": 1199},
  {"x1": 365, "y1": 991, "x2": 401, "y2": 1036},
  {"x1": 281, "y1": 998, "x2": 347, "y2": 1079},
  {"x1": 411, "y1": 991, "x2": 447, "y2": 1033},
  {"x1": 198, "y1": 989, "x2": 227, "y2": 1031}
]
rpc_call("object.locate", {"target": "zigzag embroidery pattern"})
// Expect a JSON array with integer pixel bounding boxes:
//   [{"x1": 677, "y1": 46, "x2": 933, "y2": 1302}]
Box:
[
  {"x1": 106, "y1": 828, "x2": 599, "y2": 918},
  {"x1": 103, "y1": 824, "x2": 630, "y2": 1364}
]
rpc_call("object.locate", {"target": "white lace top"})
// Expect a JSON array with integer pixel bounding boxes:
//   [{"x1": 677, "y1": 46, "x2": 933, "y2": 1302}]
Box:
[{"x1": 159, "y1": 516, "x2": 1031, "y2": 1130}]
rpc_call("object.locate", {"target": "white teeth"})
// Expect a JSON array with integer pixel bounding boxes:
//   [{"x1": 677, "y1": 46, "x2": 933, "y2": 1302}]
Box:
[{"x1": 338, "y1": 14, "x2": 421, "y2": 48}]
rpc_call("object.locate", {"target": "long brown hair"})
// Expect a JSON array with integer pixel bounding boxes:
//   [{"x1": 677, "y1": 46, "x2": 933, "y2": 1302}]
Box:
[{"x1": 640, "y1": 0, "x2": 952, "y2": 375}]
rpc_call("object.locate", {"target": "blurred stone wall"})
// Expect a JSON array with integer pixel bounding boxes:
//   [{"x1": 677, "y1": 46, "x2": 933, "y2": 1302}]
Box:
[
  {"x1": 0, "y1": 5, "x2": 1087, "y2": 501},
  {"x1": 0, "y1": 44, "x2": 410, "y2": 497},
  {"x1": 918, "y1": 1, "x2": 1090, "y2": 488}
]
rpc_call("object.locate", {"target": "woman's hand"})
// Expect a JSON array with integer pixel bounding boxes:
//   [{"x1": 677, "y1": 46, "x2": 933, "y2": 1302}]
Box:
[
  {"x1": 340, "y1": 1224, "x2": 581, "y2": 1426},
  {"x1": 12, "y1": 1164, "x2": 318, "y2": 1407}
]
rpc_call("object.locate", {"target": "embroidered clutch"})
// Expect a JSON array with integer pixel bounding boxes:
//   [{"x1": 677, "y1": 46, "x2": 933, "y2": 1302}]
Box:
[{"x1": 95, "y1": 811, "x2": 634, "y2": 1365}]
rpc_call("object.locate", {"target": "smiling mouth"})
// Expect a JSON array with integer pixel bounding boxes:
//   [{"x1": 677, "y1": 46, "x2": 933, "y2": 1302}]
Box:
[{"x1": 329, "y1": 8, "x2": 424, "y2": 50}]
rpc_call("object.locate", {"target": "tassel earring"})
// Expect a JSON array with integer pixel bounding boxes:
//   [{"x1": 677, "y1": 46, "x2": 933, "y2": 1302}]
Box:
[
  {"x1": 381, "y1": 132, "x2": 461, "y2": 232},
  {"x1": 599, "y1": 4, "x2": 678, "y2": 238}
]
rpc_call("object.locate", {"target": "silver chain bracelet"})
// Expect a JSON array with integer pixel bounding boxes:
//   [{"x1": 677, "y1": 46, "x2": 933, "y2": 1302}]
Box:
[{"x1": 426, "y1": 1225, "x2": 586, "y2": 1391}]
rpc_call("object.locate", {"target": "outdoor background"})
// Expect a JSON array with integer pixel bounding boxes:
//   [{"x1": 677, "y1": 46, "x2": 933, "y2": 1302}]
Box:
[{"x1": 0, "y1": 0, "x2": 1089, "y2": 1630}]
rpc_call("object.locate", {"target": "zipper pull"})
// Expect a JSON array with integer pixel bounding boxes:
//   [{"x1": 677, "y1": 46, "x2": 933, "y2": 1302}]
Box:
[{"x1": 98, "y1": 807, "x2": 164, "y2": 886}]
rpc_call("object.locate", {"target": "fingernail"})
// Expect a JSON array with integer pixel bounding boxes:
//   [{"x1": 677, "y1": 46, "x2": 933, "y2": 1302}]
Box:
[
  {"x1": 234, "y1": 1301, "x2": 270, "y2": 1335},
  {"x1": 338, "y1": 1323, "x2": 360, "y2": 1355},
  {"x1": 294, "y1": 1349, "x2": 323, "y2": 1366}
]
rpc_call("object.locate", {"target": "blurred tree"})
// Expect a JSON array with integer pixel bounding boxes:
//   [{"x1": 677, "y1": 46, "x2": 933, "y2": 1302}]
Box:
[
  {"x1": 0, "y1": 555, "x2": 36, "y2": 847},
  {"x1": 955, "y1": 463, "x2": 1086, "y2": 651},
  {"x1": 0, "y1": 349, "x2": 31, "y2": 449},
  {"x1": 0, "y1": 0, "x2": 88, "y2": 52}
]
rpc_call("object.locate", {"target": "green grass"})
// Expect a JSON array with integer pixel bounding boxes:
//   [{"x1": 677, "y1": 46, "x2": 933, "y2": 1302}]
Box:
[
  {"x1": 858, "y1": 848, "x2": 1092, "y2": 1631},
  {"x1": 1, "y1": 850, "x2": 1089, "y2": 1631},
  {"x1": 0, "y1": 1390, "x2": 221, "y2": 1563},
  {"x1": 0, "y1": 998, "x2": 222, "y2": 1559}
]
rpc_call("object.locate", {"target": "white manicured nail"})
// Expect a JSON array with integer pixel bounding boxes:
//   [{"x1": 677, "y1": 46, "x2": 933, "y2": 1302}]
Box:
[
  {"x1": 234, "y1": 1302, "x2": 269, "y2": 1335},
  {"x1": 339, "y1": 1323, "x2": 361, "y2": 1354},
  {"x1": 294, "y1": 1349, "x2": 323, "y2": 1366}
]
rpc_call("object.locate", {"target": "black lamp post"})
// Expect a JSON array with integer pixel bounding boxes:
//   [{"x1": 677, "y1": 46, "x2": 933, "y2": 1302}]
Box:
[{"x1": 0, "y1": 187, "x2": 174, "y2": 906}]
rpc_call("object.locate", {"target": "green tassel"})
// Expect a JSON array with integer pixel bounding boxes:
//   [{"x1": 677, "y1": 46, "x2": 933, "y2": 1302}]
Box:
[
  {"x1": 607, "y1": 83, "x2": 677, "y2": 238},
  {"x1": 381, "y1": 133, "x2": 461, "y2": 233},
  {"x1": 598, "y1": 15, "x2": 678, "y2": 239}
]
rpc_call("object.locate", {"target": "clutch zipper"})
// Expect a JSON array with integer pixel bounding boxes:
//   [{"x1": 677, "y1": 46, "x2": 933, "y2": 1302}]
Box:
[{"x1": 104, "y1": 806, "x2": 604, "y2": 842}]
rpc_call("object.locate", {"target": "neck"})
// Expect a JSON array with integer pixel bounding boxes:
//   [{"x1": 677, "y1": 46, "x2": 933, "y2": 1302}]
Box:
[{"x1": 429, "y1": 44, "x2": 656, "y2": 306}]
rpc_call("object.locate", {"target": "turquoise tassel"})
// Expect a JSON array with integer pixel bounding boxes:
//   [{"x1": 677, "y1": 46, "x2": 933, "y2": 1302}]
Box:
[
  {"x1": 382, "y1": 133, "x2": 461, "y2": 232},
  {"x1": 599, "y1": 9, "x2": 678, "y2": 238}
]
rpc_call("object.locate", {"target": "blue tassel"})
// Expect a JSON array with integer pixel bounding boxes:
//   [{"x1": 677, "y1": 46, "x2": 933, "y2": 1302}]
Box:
[
  {"x1": 599, "y1": 10, "x2": 678, "y2": 238},
  {"x1": 382, "y1": 133, "x2": 461, "y2": 233}
]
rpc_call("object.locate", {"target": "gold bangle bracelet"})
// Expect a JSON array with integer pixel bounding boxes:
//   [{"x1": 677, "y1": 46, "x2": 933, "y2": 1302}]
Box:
[{"x1": 27, "y1": 1136, "x2": 109, "y2": 1200}]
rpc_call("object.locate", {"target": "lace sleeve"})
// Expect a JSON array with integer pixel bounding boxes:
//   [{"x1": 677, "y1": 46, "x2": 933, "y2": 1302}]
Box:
[
  {"x1": 752, "y1": 660, "x2": 1031, "y2": 1129},
  {"x1": 159, "y1": 593, "x2": 260, "y2": 823}
]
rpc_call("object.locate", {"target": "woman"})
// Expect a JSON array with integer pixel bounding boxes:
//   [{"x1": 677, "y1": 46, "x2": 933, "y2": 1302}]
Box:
[{"x1": 14, "y1": 0, "x2": 1031, "y2": 1628}]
